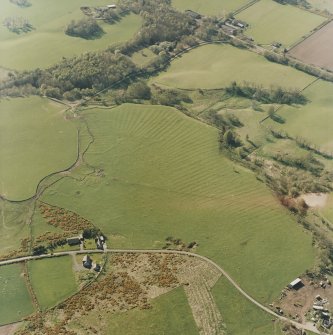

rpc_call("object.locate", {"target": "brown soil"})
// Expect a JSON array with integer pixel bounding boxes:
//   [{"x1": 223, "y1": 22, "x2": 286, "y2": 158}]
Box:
[
  {"x1": 289, "y1": 21, "x2": 333, "y2": 71},
  {"x1": 272, "y1": 276, "x2": 333, "y2": 323},
  {"x1": 301, "y1": 193, "x2": 328, "y2": 208},
  {"x1": 0, "y1": 323, "x2": 21, "y2": 335}
]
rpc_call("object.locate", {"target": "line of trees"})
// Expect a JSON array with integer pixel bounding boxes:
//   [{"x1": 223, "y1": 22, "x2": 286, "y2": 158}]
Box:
[
  {"x1": 10, "y1": 0, "x2": 31, "y2": 7},
  {"x1": 225, "y1": 81, "x2": 307, "y2": 105},
  {"x1": 3, "y1": 16, "x2": 33, "y2": 34},
  {"x1": 273, "y1": 0, "x2": 310, "y2": 8}
]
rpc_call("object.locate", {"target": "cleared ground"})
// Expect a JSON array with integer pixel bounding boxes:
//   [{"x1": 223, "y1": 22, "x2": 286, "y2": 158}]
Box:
[
  {"x1": 0, "y1": 97, "x2": 77, "y2": 201},
  {"x1": 41, "y1": 103, "x2": 315, "y2": 304},
  {"x1": 28, "y1": 256, "x2": 78, "y2": 310},
  {"x1": 289, "y1": 21, "x2": 333, "y2": 72},
  {"x1": 152, "y1": 44, "x2": 314, "y2": 89},
  {"x1": 0, "y1": 0, "x2": 141, "y2": 70},
  {"x1": 0, "y1": 263, "x2": 34, "y2": 325},
  {"x1": 237, "y1": 0, "x2": 325, "y2": 47},
  {"x1": 266, "y1": 80, "x2": 333, "y2": 152},
  {"x1": 172, "y1": 0, "x2": 250, "y2": 15}
]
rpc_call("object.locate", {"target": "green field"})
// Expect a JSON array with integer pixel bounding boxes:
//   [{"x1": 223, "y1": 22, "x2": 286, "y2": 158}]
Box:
[
  {"x1": 308, "y1": 0, "x2": 333, "y2": 13},
  {"x1": 131, "y1": 48, "x2": 157, "y2": 67},
  {"x1": 266, "y1": 80, "x2": 333, "y2": 152},
  {"x1": 0, "y1": 263, "x2": 34, "y2": 325},
  {"x1": 152, "y1": 44, "x2": 314, "y2": 89},
  {"x1": 172, "y1": 0, "x2": 250, "y2": 15},
  {"x1": 0, "y1": 0, "x2": 141, "y2": 70},
  {"x1": 320, "y1": 194, "x2": 333, "y2": 228},
  {"x1": 0, "y1": 200, "x2": 31, "y2": 257},
  {"x1": 28, "y1": 256, "x2": 78, "y2": 310},
  {"x1": 213, "y1": 277, "x2": 283, "y2": 335},
  {"x1": 0, "y1": 97, "x2": 77, "y2": 201},
  {"x1": 106, "y1": 287, "x2": 198, "y2": 334},
  {"x1": 41, "y1": 103, "x2": 315, "y2": 304},
  {"x1": 237, "y1": 0, "x2": 325, "y2": 47}
]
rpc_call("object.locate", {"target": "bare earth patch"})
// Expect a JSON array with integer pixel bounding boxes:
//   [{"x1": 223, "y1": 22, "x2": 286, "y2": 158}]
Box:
[
  {"x1": 0, "y1": 323, "x2": 21, "y2": 335},
  {"x1": 301, "y1": 193, "x2": 328, "y2": 208},
  {"x1": 273, "y1": 276, "x2": 333, "y2": 325},
  {"x1": 289, "y1": 21, "x2": 333, "y2": 71}
]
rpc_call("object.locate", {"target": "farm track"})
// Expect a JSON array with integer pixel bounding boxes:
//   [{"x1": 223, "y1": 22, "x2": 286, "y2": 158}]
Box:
[{"x1": 0, "y1": 249, "x2": 322, "y2": 334}]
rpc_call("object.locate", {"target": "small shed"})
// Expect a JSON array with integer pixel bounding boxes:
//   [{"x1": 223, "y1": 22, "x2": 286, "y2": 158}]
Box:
[
  {"x1": 185, "y1": 10, "x2": 201, "y2": 20},
  {"x1": 67, "y1": 237, "x2": 81, "y2": 246},
  {"x1": 288, "y1": 278, "x2": 303, "y2": 290},
  {"x1": 107, "y1": 4, "x2": 117, "y2": 8}
]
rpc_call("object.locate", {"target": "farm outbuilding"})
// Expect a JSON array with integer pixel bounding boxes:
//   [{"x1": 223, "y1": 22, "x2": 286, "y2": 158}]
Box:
[
  {"x1": 107, "y1": 4, "x2": 116, "y2": 8},
  {"x1": 67, "y1": 237, "x2": 81, "y2": 246},
  {"x1": 288, "y1": 278, "x2": 303, "y2": 290},
  {"x1": 82, "y1": 255, "x2": 92, "y2": 269}
]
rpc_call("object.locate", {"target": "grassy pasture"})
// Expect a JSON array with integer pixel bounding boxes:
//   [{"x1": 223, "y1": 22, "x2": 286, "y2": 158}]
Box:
[
  {"x1": 0, "y1": 200, "x2": 31, "y2": 258},
  {"x1": 265, "y1": 80, "x2": 333, "y2": 152},
  {"x1": 28, "y1": 256, "x2": 78, "y2": 310},
  {"x1": 0, "y1": 263, "x2": 34, "y2": 325},
  {"x1": 0, "y1": 97, "x2": 77, "y2": 201},
  {"x1": 42, "y1": 103, "x2": 315, "y2": 304},
  {"x1": 308, "y1": 0, "x2": 333, "y2": 13},
  {"x1": 106, "y1": 287, "x2": 198, "y2": 334},
  {"x1": 0, "y1": 0, "x2": 141, "y2": 70},
  {"x1": 172, "y1": 0, "x2": 250, "y2": 15},
  {"x1": 131, "y1": 48, "x2": 157, "y2": 67},
  {"x1": 237, "y1": 0, "x2": 325, "y2": 47},
  {"x1": 213, "y1": 277, "x2": 283, "y2": 335},
  {"x1": 152, "y1": 44, "x2": 314, "y2": 89}
]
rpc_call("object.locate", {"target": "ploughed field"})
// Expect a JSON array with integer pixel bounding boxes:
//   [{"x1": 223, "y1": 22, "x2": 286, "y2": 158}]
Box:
[{"x1": 289, "y1": 21, "x2": 333, "y2": 72}]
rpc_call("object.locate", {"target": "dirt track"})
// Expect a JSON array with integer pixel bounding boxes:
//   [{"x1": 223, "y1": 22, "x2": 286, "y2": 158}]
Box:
[{"x1": 289, "y1": 21, "x2": 333, "y2": 71}]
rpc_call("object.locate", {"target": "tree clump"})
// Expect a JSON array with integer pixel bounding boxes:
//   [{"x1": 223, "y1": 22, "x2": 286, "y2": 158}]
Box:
[
  {"x1": 10, "y1": 0, "x2": 31, "y2": 7},
  {"x1": 3, "y1": 16, "x2": 33, "y2": 34},
  {"x1": 65, "y1": 18, "x2": 104, "y2": 39}
]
